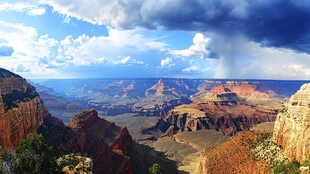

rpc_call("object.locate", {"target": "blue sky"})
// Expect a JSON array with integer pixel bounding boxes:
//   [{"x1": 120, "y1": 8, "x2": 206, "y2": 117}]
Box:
[{"x1": 0, "y1": 1, "x2": 309, "y2": 79}]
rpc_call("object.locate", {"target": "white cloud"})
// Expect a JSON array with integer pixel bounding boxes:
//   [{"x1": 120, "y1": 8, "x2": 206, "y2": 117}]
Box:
[
  {"x1": 171, "y1": 33, "x2": 211, "y2": 59},
  {"x1": 0, "y1": 21, "x2": 59, "y2": 77},
  {"x1": 113, "y1": 56, "x2": 143, "y2": 65},
  {"x1": 0, "y1": 1, "x2": 46, "y2": 16},
  {"x1": 160, "y1": 57, "x2": 175, "y2": 67},
  {"x1": 182, "y1": 65, "x2": 200, "y2": 72},
  {"x1": 27, "y1": 7, "x2": 46, "y2": 16},
  {"x1": 0, "y1": 21, "x2": 58, "y2": 58},
  {"x1": 55, "y1": 28, "x2": 163, "y2": 67}
]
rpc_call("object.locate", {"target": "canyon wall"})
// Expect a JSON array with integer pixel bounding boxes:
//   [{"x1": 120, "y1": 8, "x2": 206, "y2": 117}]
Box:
[
  {"x1": 0, "y1": 68, "x2": 48, "y2": 149},
  {"x1": 144, "y1": 85, "x2": 279, "y2": 137},
  {"x1": 273, "y1": 83, "x2": 310, "y2": 162}
]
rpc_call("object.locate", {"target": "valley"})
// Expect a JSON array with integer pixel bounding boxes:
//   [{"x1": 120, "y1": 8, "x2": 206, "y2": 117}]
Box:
[{"x1": 32, "y1": 77, "x2": 310, "y2": 173}]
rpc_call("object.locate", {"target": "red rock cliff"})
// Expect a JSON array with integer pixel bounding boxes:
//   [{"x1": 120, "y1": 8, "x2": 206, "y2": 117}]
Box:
[
  {"x1": 0, "y1": 68, "x2": 48, "y2": 149},
  {"x1": 145, "y1": 85, "x2": 279, "y2": 136},
  {"x1": 67, "y1": 109, "x2": 133, "y2": 174}
]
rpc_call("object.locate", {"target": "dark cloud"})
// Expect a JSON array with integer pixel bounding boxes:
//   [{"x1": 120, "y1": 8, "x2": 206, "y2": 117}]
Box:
[
  {"x1": 120, "y1": 0, "x2": 310, "y2": 53},
  {"x1": 0, "y1": 45, "x2": 14, "y2": 56},
  {"x1": 48, "y1": 0, "x2": 310, "y2": 53}
]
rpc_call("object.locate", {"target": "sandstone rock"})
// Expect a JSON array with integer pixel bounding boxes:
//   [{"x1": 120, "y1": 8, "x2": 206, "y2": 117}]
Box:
[
  {"x1": 145, "y1": 84, "x2": 279, "y2": 137},
  {"x1": 273, "y1": 83, "x2": 310, "y2": 163},
  {"x1": 40, "y1": 109, "x2": 133, "y2": 174},
  {"x1": 0, "y1": 68, "x2": 48, "y2": 149},
  {"x1": 68, "y1": 109, "x2": 133, "y2": 174}
]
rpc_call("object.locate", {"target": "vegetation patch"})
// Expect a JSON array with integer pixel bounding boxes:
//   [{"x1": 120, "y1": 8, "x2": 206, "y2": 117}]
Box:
[
  {"x1": 251, "y1": 133, "x2": 310, "y2": 174},
  {"x1": 250, "y1": 133, "x2": 289, "y2": 169},
  {"x1": 14, "y1": 133, "x2": 58, "y2": 174}
]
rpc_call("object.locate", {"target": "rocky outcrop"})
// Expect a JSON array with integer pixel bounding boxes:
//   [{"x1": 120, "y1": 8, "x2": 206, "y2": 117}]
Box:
[
  {"x1": 211, "y1": 84, "x2": 271, "y2": 99},
  {"x1": 199, "y1": 132, "x2": 269, "y2": 174},
  {"x1": 67, "y1": 109, "x2": 133, "y2": 174},
  {"x1": 145, "y1": 79, "x2": 196, "y2": 99},
  {"x1": 0, "y1": 68, "x2": 48, "y2": 149},
  {"x1": 273, "y1": 83, "x2": 310, "y2": 163},
  {"x1": 145, "y1": 85, "x2": 279, "y2": 137},
  {"x1": 40, "y1": 109, "x2": 133, "y2": 174},
  {"x1": 163, "y1": 106, "x2": 276, "y2": 136}
]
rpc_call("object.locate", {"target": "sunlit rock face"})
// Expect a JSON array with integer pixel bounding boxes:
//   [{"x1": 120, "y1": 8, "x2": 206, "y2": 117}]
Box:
[
  {"x1": 144, "y1": 84, "x2": 279, "y2": 137},
  {"x1": 273, "y1": 83, "x2": 310, "y2": 162},
  {"x1": 0, "y1": 68, "x2": 48, "y2": 149}
]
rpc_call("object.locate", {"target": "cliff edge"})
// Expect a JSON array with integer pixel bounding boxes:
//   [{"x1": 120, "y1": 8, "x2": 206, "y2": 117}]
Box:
[
  {"x1": 0, "y1": 68, "x2": 48, "y2": 149},
  {"x1": 273, "y1": 83, "x2": 310, "y2": 162}
]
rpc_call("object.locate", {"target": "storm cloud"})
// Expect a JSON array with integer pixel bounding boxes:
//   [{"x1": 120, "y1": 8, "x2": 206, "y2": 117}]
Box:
[{"x1": 45, "y1": 0, "x2": 310, "y2": 53}]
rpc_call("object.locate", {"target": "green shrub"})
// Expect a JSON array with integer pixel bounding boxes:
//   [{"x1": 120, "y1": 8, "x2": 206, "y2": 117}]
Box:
[
  {"x1": 274, "y1": 160, "x2": 300, "y2": 174},
  {"x1": 14, "y1": 133, "x2": 59, "y2": 174},
  {"x1": 149, "y1": 163, "x2": 161, "y2": 174},
  {"x1": 302, "y1": 157, "x2": 310, "y2": 168}
]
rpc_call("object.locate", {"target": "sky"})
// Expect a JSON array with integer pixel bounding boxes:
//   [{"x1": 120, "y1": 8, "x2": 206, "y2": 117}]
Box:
[{"x1": 0, "y1": 0, "x2": 309, "y2": 80}]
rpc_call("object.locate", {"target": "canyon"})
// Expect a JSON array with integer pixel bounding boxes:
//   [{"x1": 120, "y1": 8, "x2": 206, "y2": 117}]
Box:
[
  {"x1": 1, "y1": 67, "x2": 309, "y2": 174},
  {"x1": 37, "y1": 79, "x2": 307, "y2": 118},
  {"x1": 0, "y1": 68, "x2": 178, "y2": 174},
  {"x1": 35, "y1": 78, "x2": 309, "y2": 173},
  {"x1": 199, "y1": 83, "x2": 310, "y2": 174}
]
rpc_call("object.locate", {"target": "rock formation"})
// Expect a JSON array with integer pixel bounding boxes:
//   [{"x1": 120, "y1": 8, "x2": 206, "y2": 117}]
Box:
[
  {"x1": 0, "y1": 68, "x2": 48, "y2": 149},
  {"x1": 273, "y1": 83, "x2": 310, "y2": 162},
  {"x1": 144, "y1": 85, "x2": 279, "y2": 136},
  {"x1": 40, "y1": 109, "x2": 134, "y2": 174}
]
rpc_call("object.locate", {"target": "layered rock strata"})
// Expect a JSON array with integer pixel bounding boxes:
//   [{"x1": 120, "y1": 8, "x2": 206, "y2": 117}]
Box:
[
  {"x1": 0, "y1": 68, "x2": 48, "y2": 149},
  {"x1": 144, "y1": 85, "x2": 279, "y2": 136},
  {"x1": 273, "y1": 83, "x2": 310, "y2": 162}
]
